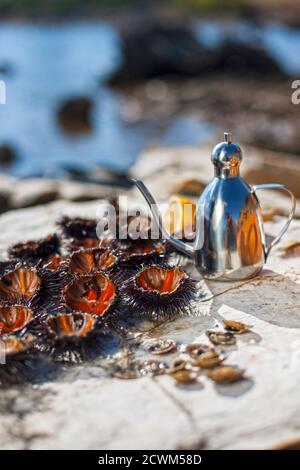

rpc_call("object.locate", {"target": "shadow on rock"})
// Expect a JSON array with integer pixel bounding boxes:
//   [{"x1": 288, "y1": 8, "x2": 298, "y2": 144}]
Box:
[{"x1": 213, "y1": 377, "x2": 254, "y2": 397}]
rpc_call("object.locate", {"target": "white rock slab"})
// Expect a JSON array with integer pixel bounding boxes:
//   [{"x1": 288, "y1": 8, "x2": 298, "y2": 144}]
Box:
[{"x1": 0, "y1": 199, "x2": 299, "y2": 450}]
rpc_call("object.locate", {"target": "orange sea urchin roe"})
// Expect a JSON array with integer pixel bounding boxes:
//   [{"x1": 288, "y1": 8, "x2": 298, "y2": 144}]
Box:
[
  {"x1": 137, "y1": 267, "x2": 184, "y2": 294},
  {"x1": 64, "y1": 274, "x2": 115, "y2": 316}
]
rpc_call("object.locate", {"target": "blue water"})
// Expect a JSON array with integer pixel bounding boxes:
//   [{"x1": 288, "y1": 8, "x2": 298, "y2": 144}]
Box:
[{"x1": 0, "y1": 20, "x2": 299, "y2": 178}]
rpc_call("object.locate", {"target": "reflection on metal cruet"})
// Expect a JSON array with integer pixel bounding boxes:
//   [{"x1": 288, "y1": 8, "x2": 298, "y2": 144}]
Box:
[{"x1": 134, "y1": 132, "x2": 296, "y2": 281}]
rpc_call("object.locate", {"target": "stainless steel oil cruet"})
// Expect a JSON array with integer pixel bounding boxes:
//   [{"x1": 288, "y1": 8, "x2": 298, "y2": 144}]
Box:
[{"x1": 134, "y1": 132, "x2": 296, "y2": 281}]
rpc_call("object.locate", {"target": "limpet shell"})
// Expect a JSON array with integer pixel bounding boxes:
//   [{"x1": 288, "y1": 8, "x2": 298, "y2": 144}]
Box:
[
  {"x1": 206, "y1": 330, "x2": 236, "y2": 346},
  {"x1": 208, "y1": 366, "x2": 245, "y2": 384},
  {"x1": 137, "y1": 359, "x2": 167, "y2": 377},
  {"x1": 144, "y1": 339, "x2": 177, "y2": 355},
  {"x1": 112, "y1": 368, "x2": 140, "y2": 380},
  {"x1": 184, "y1": 343, "x2": 210, "y2": 359},
  {"x1": 223, "y1": 319, "x2": 249, "y2": 335},
  {"x1": 169, "y1": 358, "x2": 190, "y2": 373},
  {"x1": 168, "y1": 369, "x2": 198, "y2": 384},
  {"x1": 192, "y1": 349, "x2": 224, "y2": 369}
]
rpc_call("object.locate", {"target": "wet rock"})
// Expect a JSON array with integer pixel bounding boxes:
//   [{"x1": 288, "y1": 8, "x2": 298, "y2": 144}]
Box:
[
  {"x1": 0, "y1": 144, "x2": 18, "y2": 168},
  {"x1": 214, "y1": 40, "x2": 285, "y2": 78},
  {"x1": 57, "y1": 96, "x2": 93, "y2": 134},
  {"x1": 107, "y1": 20, "x2": 285, "y2": 85},
  {"x1": 107, "y1": 21, "x2": 214, "y2": 84}
]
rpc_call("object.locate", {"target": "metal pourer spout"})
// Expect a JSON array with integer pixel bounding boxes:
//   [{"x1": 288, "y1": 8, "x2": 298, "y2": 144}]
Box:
[{"x1": 224, "y1": 132, "x2": 232, "y2": 144}]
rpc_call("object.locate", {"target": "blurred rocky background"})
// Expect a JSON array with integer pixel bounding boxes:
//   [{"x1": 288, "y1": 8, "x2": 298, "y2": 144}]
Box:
[{"x1": 0, "y1": 0, "x2": 299, "y2": 212}]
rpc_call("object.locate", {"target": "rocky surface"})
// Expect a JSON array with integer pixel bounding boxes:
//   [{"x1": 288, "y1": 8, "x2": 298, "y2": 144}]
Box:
[
  {"x1": 117, "y1": 77, "x2": 300, "y2": 155},
  {"x1": 57, "y1": 96, "x2": 93, "y2": 134},
  {"x1": 107, "y1": 21, "x2": 215, "y2": 85},
  {"x1": 107, "y1": 20, "x2": 285, "y2": 85},
  {"x1": 0, "y1": 174, "x2": 127, "y2": 213},
  {"x1": 0, "y1": 143, "x2": 299, "y2": 450},
  {"x1": 0, "y1": 142, "x2": 299, "y2": 215},
  {"x1": 0, "y1": 207, "x2": 299, "y2": 449},
  {"x1": 0, "y1": 144, "x2": 18, "y2": 168}
]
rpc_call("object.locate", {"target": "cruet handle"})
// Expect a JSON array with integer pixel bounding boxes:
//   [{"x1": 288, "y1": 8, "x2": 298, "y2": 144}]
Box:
[{"x1": 253, "y1": 184, "x2": 296, "y2": 259}]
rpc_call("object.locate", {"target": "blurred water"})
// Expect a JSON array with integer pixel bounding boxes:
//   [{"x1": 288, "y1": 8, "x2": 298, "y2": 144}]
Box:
[
  {"x1": 0, "y1": 21, "x2": 214, "y2": 178},
  {"x1": 0, "y1": 20, "x2": 299, "y2": 178}
]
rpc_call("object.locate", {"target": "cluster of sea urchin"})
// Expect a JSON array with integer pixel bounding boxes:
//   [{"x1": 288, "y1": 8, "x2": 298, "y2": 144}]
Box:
[{"x1": 0, "y1": 214, "x2": 196, "y2": 363}]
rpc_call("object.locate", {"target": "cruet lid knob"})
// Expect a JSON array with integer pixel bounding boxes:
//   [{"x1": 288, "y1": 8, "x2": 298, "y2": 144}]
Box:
[{"x1": 211, "y1": 132, "x2": 243, "y2": 178}]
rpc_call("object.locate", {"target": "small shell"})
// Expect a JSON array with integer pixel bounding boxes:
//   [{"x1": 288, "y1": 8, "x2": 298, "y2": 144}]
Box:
[
  {"x1": 223, "y1": 319, "x2": 249, "y2": 335},
  {"x1": 144, "y1": 339, "x2": 177, "y2": 355},
  {"x1": 0, "y1": 334, "x2": 36, "y2": 356},
  {"x1": 63, "y1": 272, "x2": 116, "y2": 316},
  {"x1": 208, "y1": 366, "x2": 245, "y2": 384},
  {"x1": 206, "y1": 330, "x2": 236, "y2": 346},
  {"x1": 0, "y1": 268, "x2": 41, "y2": 301},
  {"x1": 69, "y1": 248, "x2": 117, "y2": 274},
  {"x1": 192, "y1": 350, "x2": 224, "y2": 369},
  {"x1": 137, "y1": 359, "x2": 167, "y2": 376},
  {"x1": 47, "y1": 313, "x2": 96, "y2": 339},
  {"x1": 0, "y1": 305, "x2": 34, "y2": 335},
  {"x1": 184, "y1": 343, "x2": 210, "y2": 359},
  {"x1": 168, "y1": 369, "x2": 198, "y2": 384},
  {"x1": 112, "y1": 368, "x2": 140, "y2": 380},
  {"x1": 169, "y1": 358, "x2": 190, "y2": 373}
]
